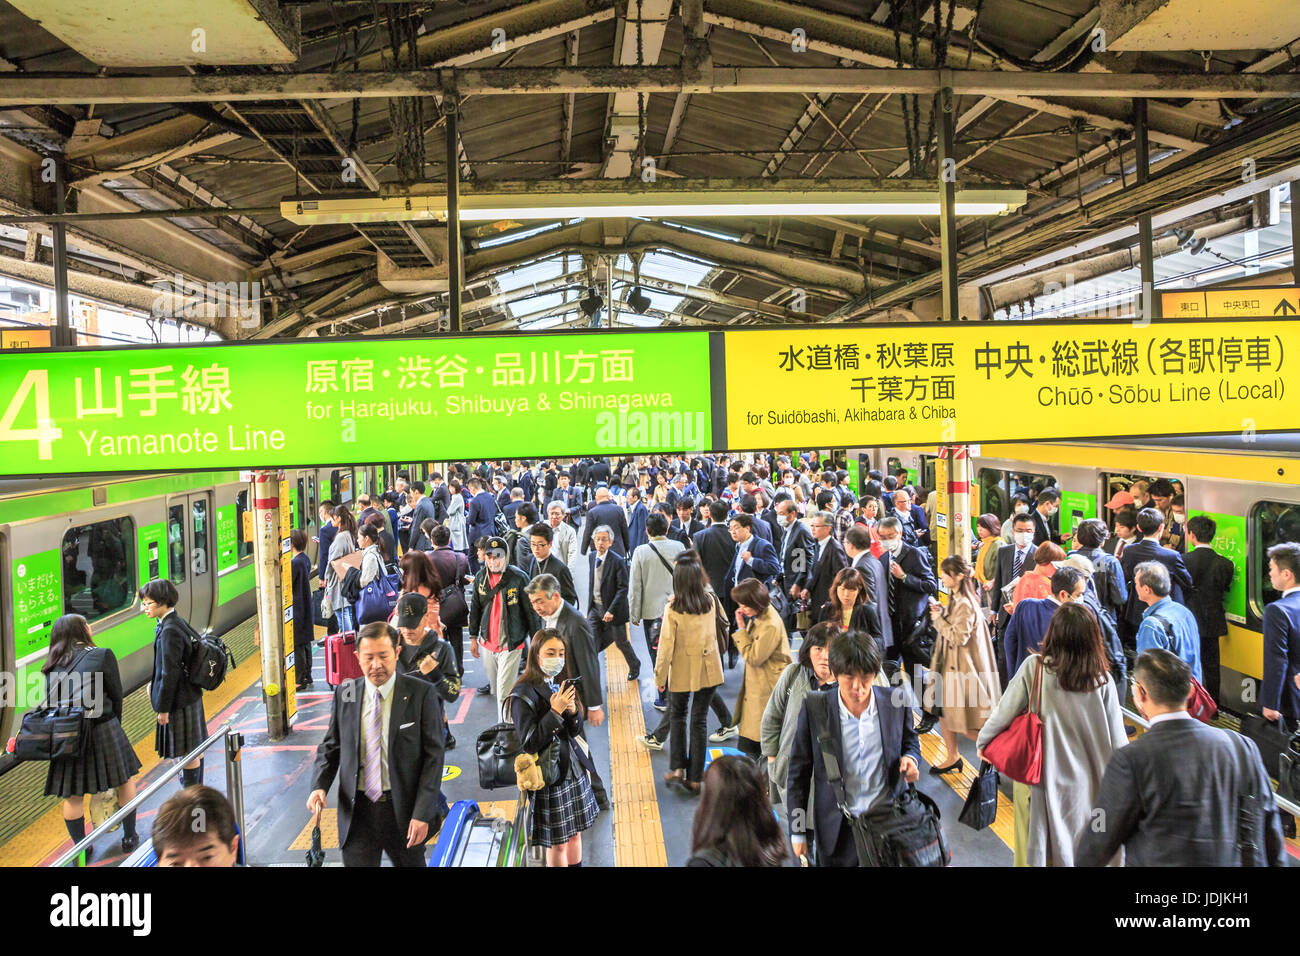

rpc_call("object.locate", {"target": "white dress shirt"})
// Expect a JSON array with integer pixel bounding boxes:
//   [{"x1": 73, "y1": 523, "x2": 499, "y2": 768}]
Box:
[{"x1": 358, "y1": 673, "x2": 396, "y2": 792}]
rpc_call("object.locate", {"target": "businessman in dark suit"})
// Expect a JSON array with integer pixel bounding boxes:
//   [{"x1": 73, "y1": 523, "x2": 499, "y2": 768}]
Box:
[
  {"x1": 549, "y1": 472, "x2": 582, "y2": 512},
  {"x1": 308, "y1": 622, "x2": 445, "y2": 867},
  {"x1": 722, "y1": 514, "x2": 782, "y2": 606},
  {"x1": 669, "y1": 497, "x2": 705, "y2": 545},
  {"x1": 580, "y1": 486, "x2": 631, "y2": 558},
  {"x1": 693, "y1": 500, "x2": 736, "y2": 602},
  {"x1": 993, "y1": 513, "x2": 1039, "y2": 639},
  {"x1": 465, "y1": 477, "x2": 499, "y2": 568},
  {"x1": 775, "y1": 499, "x2": 814, "y2": 627},
  {"x1": 428, "y1": 473, "x2": 451, "y2": 523},
  {"x1": 800, "y1": 510, "x2": 848, "y2": 615},
  {"x1": 1030, "y1": 487, "x2": 1063, "y2": 547},
  {"x1": 1076, "y1": 649, "x2": 1285, "y2": 867},
  {"x1": 844, "y1": 525, "x2": 891, "y2": 654},
  {"x1": 1120, "y1": 508, "x2": 1193, "y2": 633},
  {"x1": 787, "y1": 630, "x2": 922, "y2": 867},
  {"x1": 1183, "y1": 515, "x2": 1235, "y2": 703},
  {"x1": 526, "y1": 575, "x2": 611, "y2": 810},
  {"x1": 1262, "y1": 542, "x2": 1300, "y2": 732},
  {"x1": 586, "y1": 525, "x2": 639, "y2": 679},
  {"x1": 876, "y1": 516, "x2": 938, "y2": 661}
]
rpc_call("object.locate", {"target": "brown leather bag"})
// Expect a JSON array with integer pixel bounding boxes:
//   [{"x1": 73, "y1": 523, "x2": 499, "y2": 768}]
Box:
[{"x1": 712, "y1": 595, "x2": 730, "y2": 660}]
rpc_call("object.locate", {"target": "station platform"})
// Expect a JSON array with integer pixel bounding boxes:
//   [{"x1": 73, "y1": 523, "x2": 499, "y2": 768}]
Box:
[{"x1": 0, "y1": 612, "x2": 1019, "y2": 867}]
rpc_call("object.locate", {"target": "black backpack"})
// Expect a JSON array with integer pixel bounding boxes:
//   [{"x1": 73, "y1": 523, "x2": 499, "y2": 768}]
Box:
[{"x1": 182, "y1": 620, "x2": 235, "y2": 691}]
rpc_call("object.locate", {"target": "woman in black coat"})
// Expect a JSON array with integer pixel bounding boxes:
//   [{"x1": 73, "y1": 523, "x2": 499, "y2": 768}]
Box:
[
  {"x1": 140, "y1": 579, "x2": 206, "y2": 787},
  {"x1": 41, "y1": 614, "x2": 142, "y2": 856},
  {"x1": 289, "y1": 529, "x2": 315, "y2": 691},
  {"x1": 816, "y1": 567, "x2": 884, "y2": 649},
  {"x1": 510, "y1": 629, "x2": 598, "y2": 867}
]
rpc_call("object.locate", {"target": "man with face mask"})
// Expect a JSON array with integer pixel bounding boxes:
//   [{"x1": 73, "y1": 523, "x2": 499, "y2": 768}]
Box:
[
  {"x1": 308, "y1": 622, "x2": 445, "y2": 867},
  {"x1": 875, "y1": 516, "x2": 937, "y2": 668},
  {"x1": 992, "y1": 514, "x2": 1039, "y2": 646},
  {"x1": 1031, "y1": 487, "x2": 1063, "y2": 548},
  {"x1": 467, "y1": 536, "x2": 540, "y2": 715},
  {"x1": 776, "y1": 498, "x2": 814, "y2": 633}
]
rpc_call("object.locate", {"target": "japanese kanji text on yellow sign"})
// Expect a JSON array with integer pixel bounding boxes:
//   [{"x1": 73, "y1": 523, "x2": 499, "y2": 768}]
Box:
[{"x1": 722, "y1": 320, "x2": 1298, "y2": 449}]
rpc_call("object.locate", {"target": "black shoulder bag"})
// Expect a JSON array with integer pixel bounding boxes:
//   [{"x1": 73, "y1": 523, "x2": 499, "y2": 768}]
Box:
[
  {"x1": 13, "y1": 651, "x2": 91, "y2": 762},
  {"x1": 477, "y1": 685, "x2": 560, "y2": 790},
  {"x1": 804, "y1": 691, "x2": 950, "y2": 867}
]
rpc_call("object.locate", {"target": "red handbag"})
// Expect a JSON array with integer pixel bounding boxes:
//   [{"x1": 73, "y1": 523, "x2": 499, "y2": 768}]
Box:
[
  {"x1": 983, "y1": 654, "x2": 1044, "y2": 785},
  {"x1": 1185, "y1": 676, "x2": 1218, "y2": 724}
]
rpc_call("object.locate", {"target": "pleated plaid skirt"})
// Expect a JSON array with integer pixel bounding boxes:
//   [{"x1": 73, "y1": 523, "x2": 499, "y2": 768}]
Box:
[
  {"x1": 528, "y1": 759, "x2": 598, "y2": 848},
  {"x1": 154, "y1": 700, "x2": 207, "y2": 759},
  {"x1": 45, "y1": 718, "x2": 143, "y2": 798}
]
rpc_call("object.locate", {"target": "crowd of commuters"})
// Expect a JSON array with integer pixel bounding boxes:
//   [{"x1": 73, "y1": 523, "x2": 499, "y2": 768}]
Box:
[{"x1": 28, "y1": 454, "x2": 1297, "y2": 869}]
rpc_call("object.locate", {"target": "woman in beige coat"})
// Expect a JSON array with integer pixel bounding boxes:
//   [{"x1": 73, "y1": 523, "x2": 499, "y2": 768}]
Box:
[
  {"x1": 729, "y1": 579, "x2": 793, "y2": 761},
  {"x1": 927, "y1": 554, "x2": 1001, "y2": 774},
  {"x1": 652, "y1": 553, "x2": 725, "y2": 792}
]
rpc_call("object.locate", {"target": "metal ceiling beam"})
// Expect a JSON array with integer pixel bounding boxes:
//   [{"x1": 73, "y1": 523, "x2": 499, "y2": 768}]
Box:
[
  {"x1": 3, "y1": 67, "x2": 1297, "y2": 106},
  {"x1": 66, "y1": 115, "x2": 242, "y2": 189},
  {"x1": 601, "y1": 0, "x2": 673, "y2": 178}
]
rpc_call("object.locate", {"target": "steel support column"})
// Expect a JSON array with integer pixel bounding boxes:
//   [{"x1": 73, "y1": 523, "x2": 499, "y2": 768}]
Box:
[
  {"x1": 52, "y1": 160, "x2": 71, "y2": 347},
  {"x1": 947, "y1": 445, "x2": 970, "y2": 560},
  {"x1": 252, "y1": 470, "x2": 288, "y2": 741},
  {"x1": 935, "y1": 87, "x2": 959, "y2": 321},
  {"x1": 1134, "y1": 98, "x2": 1159, "y2": 321},
  {"x1": 445, "y1": 95, "x2": 462, "y2": 333}
]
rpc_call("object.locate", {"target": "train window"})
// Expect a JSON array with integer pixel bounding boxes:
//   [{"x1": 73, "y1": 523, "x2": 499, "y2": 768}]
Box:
[
  {"x1": 192, "y1": 499, "x2": 210, "y2": 575},
  {"x1": 976, "y1": 468, "x2": 1058, "y2": 523},
  {"x1": 332, "y1": 469, "x2": 353, "y2": 505},
  {"x1": 167, "y1": 504, "x2": 186, "y2": 585},
  {"x1": 1100, "y1": 472, "x2": 1187, "y2": 535},
  {"x1": 1254, "y1": 500, "x2": 1300, "y2": 608},
  {"x1": 61, "y1": 517, "x2": 135, "y2": 622},
  {"x1": 234, "y1": 491, "x2": 254, "y2": 560},
  {"x1": 297, "y1": 477, "x2": 307, "y2": 529}
]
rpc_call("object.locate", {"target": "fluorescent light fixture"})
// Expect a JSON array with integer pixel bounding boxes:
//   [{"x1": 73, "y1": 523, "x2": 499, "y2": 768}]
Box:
[{"x1": 281, "y1": 187, "x2": 1026, "y2": 226}]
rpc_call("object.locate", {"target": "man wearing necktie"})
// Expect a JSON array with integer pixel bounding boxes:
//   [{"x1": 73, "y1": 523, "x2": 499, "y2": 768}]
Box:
[
  {"x1": 309, "y1": 622, "x2": 445, "y2": 867},
  {"x1": 587, "y1": 526, "x2": 638, "y2": 680}
]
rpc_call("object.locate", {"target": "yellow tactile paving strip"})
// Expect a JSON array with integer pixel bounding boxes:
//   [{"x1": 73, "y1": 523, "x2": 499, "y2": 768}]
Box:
[
  {"x1": 2, "y1": 651, "x2": 264, "y2": 867},
  {"x1": 604, "y1": 644, "x2": 668, "y2": 867},
  {"x1": 919, "y1": 729, "x2": 1016, "y2": 851}
]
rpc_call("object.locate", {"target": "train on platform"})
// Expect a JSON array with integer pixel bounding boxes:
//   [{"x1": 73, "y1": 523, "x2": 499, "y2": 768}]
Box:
[
  {"x1": 858, "y1": 436, "x2": 1300, "y2": 718},
  {"x1": 0, "y1": 463, "x2": 422, "y2": 744}
]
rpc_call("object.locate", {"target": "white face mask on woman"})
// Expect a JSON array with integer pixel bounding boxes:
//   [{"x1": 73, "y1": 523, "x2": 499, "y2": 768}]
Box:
[{"x1": 540, "y1": 656, "x2": 565, "y2": 678}]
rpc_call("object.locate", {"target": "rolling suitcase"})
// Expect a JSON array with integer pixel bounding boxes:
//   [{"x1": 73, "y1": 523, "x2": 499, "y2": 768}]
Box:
[{"x1": 325, "y1": 632, "x2": 362, "y2": 687}]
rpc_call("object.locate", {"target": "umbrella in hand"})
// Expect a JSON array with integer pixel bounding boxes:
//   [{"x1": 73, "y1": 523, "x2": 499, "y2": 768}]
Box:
[{"x1": 305, "y1": 809, "x2": 325, "y2": 867}]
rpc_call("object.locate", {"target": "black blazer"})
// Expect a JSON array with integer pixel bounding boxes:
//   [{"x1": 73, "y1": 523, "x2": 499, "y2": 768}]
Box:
[
  {"x1": 552, "y1": 600, "x2": 603, "y2": 712},
  {"x1": 587, "y1": 550, "x2": 630, "y2": 625},
  {"x1": 46, "y1": 645, "x2": 123, "y2": 723},
  {"x1": 667, "y1": 517, "x2": 705, "y2": 547},
  {"x1": 805, "y1": 536, "x2": 849, "y2": 613},
  {"x1": 580, "y1": 501, "x2": 631, "y2": 557},
  {"x1": 693, "y1": 524, "x2": 736, "y2": 603},
  {"x1": 311, "y1": 672, "x2": 445, "y2": 848},
  {"x1": 786, "y1": 686, "x2": 921, "y2": 863},
  {"x1": 851, "y1": 552, "x2": 892, "y2": 649},
  {"x1": 1075, "y1": 718, "x2": 1286, "y2": 867},
  {"x1": 992, "y1": 542, "x2": 1036, "y2": 635},
  {"x1": 1031, "y1": 508, "x2": 1061, "y2": 547},
  {"x1": 510, "y1": 679, "x2": 595, "y2": 783},
  {"x1": 430, "y1": 483, "x2": 451, "y2": 523},
  {"x1": 817, "y1": 600, "x2": 884, "y2": 648},
  {"x1": 522, "y1": 552, "x2": 578, "y2": 607},
  {"x1": 779, "y1": 520, "x2": 814, "y2": 586},
  {"x1": 1184, "y1": 546, "x2": 1235, "y2": 641},
  {"x1": 881, "y1": 543, "x2": 938, "y2": 643},
  {"x1": 398, "y1": 632, "x2": 460, "y2": 705},
  {"x1": 150, "y1": 613, "x2": 201, "y2": 714},
  {"x1": 1120, "y1": 538, "x2": 1193, "y2": 626},
  {"x1": 291, "y1": 551, "x2": 314, "y2": 643}
]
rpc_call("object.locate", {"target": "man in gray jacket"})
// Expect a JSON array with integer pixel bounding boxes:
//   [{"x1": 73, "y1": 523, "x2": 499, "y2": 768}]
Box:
[
  {"x1": 627, "y1": 512, "x2": 686, "y2": 712},
  {"x1": 1076, "y1": 648, "x2": 1286, "y2": 867}
]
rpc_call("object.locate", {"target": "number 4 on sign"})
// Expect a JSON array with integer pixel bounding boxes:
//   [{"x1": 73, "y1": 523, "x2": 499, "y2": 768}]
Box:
[{"x1": 0, "y1": 370, "x2": 63, "y2": 460}]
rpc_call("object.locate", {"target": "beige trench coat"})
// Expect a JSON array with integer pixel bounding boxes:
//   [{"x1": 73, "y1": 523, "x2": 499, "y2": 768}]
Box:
[
  {"x1": 732, "y1": 605, "x2": 793, "y2": 741},
  {"x1": 929, "y1": 592, "x2": 1002, "y2": 734},
  {"x1": 653, "y1": 600, "x2": 725, "y2": 694}
]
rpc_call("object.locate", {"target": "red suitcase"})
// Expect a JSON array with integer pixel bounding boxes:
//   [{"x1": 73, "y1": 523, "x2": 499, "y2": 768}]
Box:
[{"x1": 325, "y1": 632, "x2": 362, "y2": 687}]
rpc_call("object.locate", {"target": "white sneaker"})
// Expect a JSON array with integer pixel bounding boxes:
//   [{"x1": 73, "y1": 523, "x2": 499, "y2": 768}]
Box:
[
  {"x1": 708, "y1": 725, "x2": 739, "y2": 742},
  {"x1": 638, "y1": 734, "x2": 664, "y2": 751}
]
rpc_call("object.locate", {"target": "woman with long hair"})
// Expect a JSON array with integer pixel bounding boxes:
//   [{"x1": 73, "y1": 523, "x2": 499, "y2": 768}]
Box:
[
  {"x1": 686, "y1": 755, "x2": 789, "y2": 867},
  {"x1": 816, "y1": 567, "x2": 883, "y2": 643},
  {"x1": 42, "y1": 614, "x2": 142, "y2": 857},
  {"x1": 652, "y1": 553, "x2": 725, "y2": 791},
  {"x1": 926, "y1": 555, "x2": 1001, "y2": 775},
  {"x1": 977, "y1": 603, "x2": 1127, "y2": 866},
  {"x1": 397, "y1": 550, "x2": 443, "y2": 637},
  {"x1": 974, "y1": 514, "x2": 1004, "y2": 605},
  {"x1": 325, "y1": 504, "x2": 358, "y2": 632},
  {"x1": 509, "y1": 629, "x2": 599, "y2": 866}
]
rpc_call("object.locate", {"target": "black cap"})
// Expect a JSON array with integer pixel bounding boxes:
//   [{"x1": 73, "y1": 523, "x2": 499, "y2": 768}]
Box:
[
  {"x1": 394, "y1": 592, "x2": 428, "y2": 629},
  {"x1": 484, "y1": 535, "x2": 509, "y2": 557}
]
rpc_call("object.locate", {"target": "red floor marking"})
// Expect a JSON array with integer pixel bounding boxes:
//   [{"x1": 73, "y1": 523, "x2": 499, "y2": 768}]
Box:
[
  {"x1": 206, "y1": 696, "x2": 258, "y2": 729},
  {"x1": 241, "y1": 745, "x2": 320, "y2": 753},
  {"x1": 448, "y1": 688, "x2": 475, "y2": 725}
]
